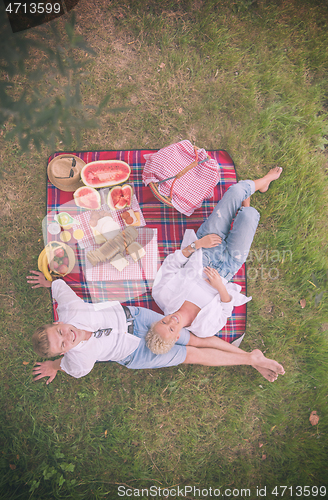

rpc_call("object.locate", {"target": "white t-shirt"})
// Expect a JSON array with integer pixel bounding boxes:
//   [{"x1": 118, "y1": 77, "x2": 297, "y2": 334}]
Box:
[
  {"x1": 52, "y1": 280, "x2": 140, "y2": 378},
  {"x1": 184, "y1": 277, "x2": 218, "y2": 308}
]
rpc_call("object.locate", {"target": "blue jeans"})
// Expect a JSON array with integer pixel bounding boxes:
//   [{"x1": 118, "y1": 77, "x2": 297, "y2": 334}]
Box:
[
  {"x1": 196, "y1": 180, "x2": 259, "y2": 281},
  {"x1": 117, "y1": 306, "x2": 190, "y2": 369}
]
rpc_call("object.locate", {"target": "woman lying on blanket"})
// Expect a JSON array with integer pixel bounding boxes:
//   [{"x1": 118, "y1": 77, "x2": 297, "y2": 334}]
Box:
[{"x1": 146, "y1": 167, "x2": 283, "y2": 355}]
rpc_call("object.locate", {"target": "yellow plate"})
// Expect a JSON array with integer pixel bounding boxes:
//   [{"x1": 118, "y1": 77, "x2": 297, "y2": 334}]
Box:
[
  {"x1": 60, "y1": 230, "x2": 72, "y2": 242},
  {"x1": 73, "y1": 228, "x2": 84, "y2": 240}
]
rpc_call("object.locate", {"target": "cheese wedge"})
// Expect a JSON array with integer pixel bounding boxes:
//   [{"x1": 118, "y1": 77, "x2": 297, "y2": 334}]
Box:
[
  {"x1": 110, "y1": 253, "x2": 129, "y2": 272},
  {"x1": 91, "y1": 216, "x2": 121, "y2": 244}
]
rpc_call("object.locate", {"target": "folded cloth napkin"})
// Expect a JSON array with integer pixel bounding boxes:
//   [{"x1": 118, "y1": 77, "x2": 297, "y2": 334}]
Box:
[{"x1": 142, "y1": 140, "x2": 220, "y2": 216}]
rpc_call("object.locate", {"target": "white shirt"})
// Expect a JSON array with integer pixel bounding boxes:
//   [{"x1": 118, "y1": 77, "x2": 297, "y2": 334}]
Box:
[
  {"x1": 152, "y1": 230, "x2": 252, "y2": 338},
  {"x1": 52, "y1": 280, "x2": 140, "y2": 378}
]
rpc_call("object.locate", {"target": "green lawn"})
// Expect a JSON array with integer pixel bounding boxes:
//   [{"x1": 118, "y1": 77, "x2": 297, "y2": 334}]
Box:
[{"x1": 1, "y1": 0, "x2": 328, "y2": 498}]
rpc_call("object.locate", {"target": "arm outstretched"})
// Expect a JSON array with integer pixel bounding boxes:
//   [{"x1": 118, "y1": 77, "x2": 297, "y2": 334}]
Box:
[
  {"x1": 26, "y1": 270, "x2": 52, "y2": 288},
  {"x1": 33, "y1": 358, "x2": 64, "y2": 385}
]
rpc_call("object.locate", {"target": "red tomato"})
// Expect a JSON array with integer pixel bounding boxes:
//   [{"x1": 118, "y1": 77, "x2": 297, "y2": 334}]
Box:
[
  {"x1": 58, "y1": 264, "x2": 68, "y2": 274},
  {"x1": 49, "y1": 260, "x2": 59, "y2": 271},
  {"x1": 55, "y1": 248, "x2": 65, "y2": 258}
]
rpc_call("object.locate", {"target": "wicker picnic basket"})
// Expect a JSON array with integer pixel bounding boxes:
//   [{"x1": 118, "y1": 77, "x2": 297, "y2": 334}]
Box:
[
  {"x1": 142, "y1": 140, "x2": 219, "y2": 215},
  {"x1": 148, "y1": 146, "x2": 210, "y2": 207}
]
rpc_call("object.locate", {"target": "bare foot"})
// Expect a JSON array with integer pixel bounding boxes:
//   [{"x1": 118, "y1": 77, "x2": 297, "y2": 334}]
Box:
[
  {"x1": 255, "y1": 167, "x2": 283, "y2": 193},
  {"x1": 250, "y1": 349, "x2": 285, "y2": 382},
  {"x1": 242, "y1": 196, "x2": 251, "y2": 207},
  {"x1": 253, "y1": 365, "x2": 279, "y2": 382}
]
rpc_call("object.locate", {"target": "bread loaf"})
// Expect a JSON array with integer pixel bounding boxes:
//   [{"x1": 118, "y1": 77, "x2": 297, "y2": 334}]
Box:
[{"x1": 87, "y1": 226, "x2": 138, "y2": 266}]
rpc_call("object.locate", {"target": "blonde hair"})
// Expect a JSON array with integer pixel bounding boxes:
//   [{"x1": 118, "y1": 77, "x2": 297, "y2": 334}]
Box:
[
  {"x1": 145, "y1": 322, "x2": 177, "y2": 355},
  {"x1": 32, "y1": 324, "x2": 55, "y2": 358}
]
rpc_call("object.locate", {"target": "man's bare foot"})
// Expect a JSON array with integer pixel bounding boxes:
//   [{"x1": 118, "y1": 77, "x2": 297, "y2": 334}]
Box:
[
  {"x1": 242, "y1": 196, "x2": 251, "y2": 207},
  {"x1": 255, "y1": 166, "x2": 283, "y2": 193},
  {"x1": 250, "y1": 349, "x2": 285, "y2": 382}
]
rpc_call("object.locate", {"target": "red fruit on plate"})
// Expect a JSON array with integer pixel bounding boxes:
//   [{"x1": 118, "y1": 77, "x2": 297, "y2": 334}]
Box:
[
  {"x1": 49, "y1": 260, "x2": 59, "y2": 272},
  {"x1": 63, "y1": 257, "x2": 69, "y2": 266},
  {"x1": 121, "y1": 184, "x2": 133, "y2": 206},
  {"x1": 58, "y1": 264, "x2": 69, "y2": 274},
  {"x1": 81, "y1": 160, "x2": 131, "y2": 188},
  {"x1": 55, "y1": 248, "x2": 65, "y2": 258},
  {"x1": 107, "y1": 184, "x2": 133, "y2": 210},
  {"x1": 74, "y1": 186, "x2": 101, "y2": 210}
]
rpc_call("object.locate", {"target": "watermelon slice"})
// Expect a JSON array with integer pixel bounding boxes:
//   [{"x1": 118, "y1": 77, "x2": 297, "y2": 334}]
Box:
[
  {"x1": 74, "y1": 186, "x2": 101, "y2": 209},
  {"x1": 122, "y1": 184, "x2": 133, "y2": 206},
  {"x1": 81, "y1": 160, "x2": 131, "y2": 188},
  {"x1": 107, "y1": 184, "x2": 133, "y2": 210}
]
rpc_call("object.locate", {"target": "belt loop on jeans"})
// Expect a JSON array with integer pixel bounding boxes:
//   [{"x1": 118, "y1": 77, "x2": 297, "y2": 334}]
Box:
[{"x1": 122, "y1": 305, "x2": 134, "y2": 334}]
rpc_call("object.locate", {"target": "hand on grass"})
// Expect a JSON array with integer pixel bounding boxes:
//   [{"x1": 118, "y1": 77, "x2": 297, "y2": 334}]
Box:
[
  {"x1": 33, "y1": 361, "x2": 60, "y2": 384},
  {"x1": 26, "y1": 270, "x2": 51, "y2": 288},
  {"x1": 198, "y1": 234, "x2": 222, "y2": 248}
]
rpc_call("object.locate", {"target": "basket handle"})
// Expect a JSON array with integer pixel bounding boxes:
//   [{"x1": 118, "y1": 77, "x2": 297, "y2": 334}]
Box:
[{"x1": 169, "y1": 146, "x2": 210, "y2": 197}]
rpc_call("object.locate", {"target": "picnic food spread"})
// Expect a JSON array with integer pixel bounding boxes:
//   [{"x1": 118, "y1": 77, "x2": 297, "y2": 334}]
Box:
[{"x1": 44, "y1": 157, "x2": 148, "y2": 280}]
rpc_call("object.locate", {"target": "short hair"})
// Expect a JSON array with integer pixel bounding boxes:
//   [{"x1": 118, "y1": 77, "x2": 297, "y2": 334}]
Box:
[
  {"x1": 145, "y1": 321, "x2": 177, "y2": 355},
  {"x1": 32, "y1": 324, "x2": 55, "y2": 358}
]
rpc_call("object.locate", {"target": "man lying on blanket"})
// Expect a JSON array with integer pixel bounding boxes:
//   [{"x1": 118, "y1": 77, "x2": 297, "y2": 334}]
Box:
[
  {"x1": 146, "y1": 168, "x2": 283, "y2": 355},
  {"x1": 27, "y1": 219, "x2": 284, "y2": 385}
]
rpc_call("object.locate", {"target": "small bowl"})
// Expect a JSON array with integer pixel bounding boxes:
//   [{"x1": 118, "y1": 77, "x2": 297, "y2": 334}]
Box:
[{"x1": 55, "y1": 212, "x2": 75, "y2": 229}]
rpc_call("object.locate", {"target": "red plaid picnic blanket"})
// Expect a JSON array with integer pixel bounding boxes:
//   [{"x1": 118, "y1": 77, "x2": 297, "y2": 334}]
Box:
[{"x1": 46, "y1": 148, "x2": 247, "y2": 343}]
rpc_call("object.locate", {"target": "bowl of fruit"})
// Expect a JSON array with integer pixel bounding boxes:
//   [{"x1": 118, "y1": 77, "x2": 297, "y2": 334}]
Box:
[{"x1": 42, "y1": 241, "x2": 75, "y2": 279}]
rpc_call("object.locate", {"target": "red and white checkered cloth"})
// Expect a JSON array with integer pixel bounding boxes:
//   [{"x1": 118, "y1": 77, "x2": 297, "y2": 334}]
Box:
[
  {"x1": 142, "y1": 140, "x2": 220, "y2": 216},
  {"x1": 72, "y1": 197, "x2": 158, "y2": 282}
]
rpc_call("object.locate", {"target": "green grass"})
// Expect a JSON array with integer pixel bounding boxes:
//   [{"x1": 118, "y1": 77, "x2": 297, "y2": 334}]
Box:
[{"x1": 1, "y1": 0, "x2": 328, "y2": 498}]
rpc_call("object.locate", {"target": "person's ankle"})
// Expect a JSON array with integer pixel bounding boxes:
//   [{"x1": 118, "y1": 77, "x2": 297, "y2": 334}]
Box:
[{"x1": 250, "y1": 349, "x2": 263, "y2": 366}]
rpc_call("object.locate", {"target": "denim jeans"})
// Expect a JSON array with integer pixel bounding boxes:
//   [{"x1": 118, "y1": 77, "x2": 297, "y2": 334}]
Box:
[{"x1": 196, "y1": 180, "x2": 260, "y2": 281}]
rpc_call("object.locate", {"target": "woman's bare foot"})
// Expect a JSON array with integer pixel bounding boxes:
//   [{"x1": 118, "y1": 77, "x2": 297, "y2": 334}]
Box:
[
  {"x1": 254, "y1": 167, "x2": 283, "y2": 193},
  {"x1": 250, "y1": 349, "x2": 285, "y2": 382}
]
